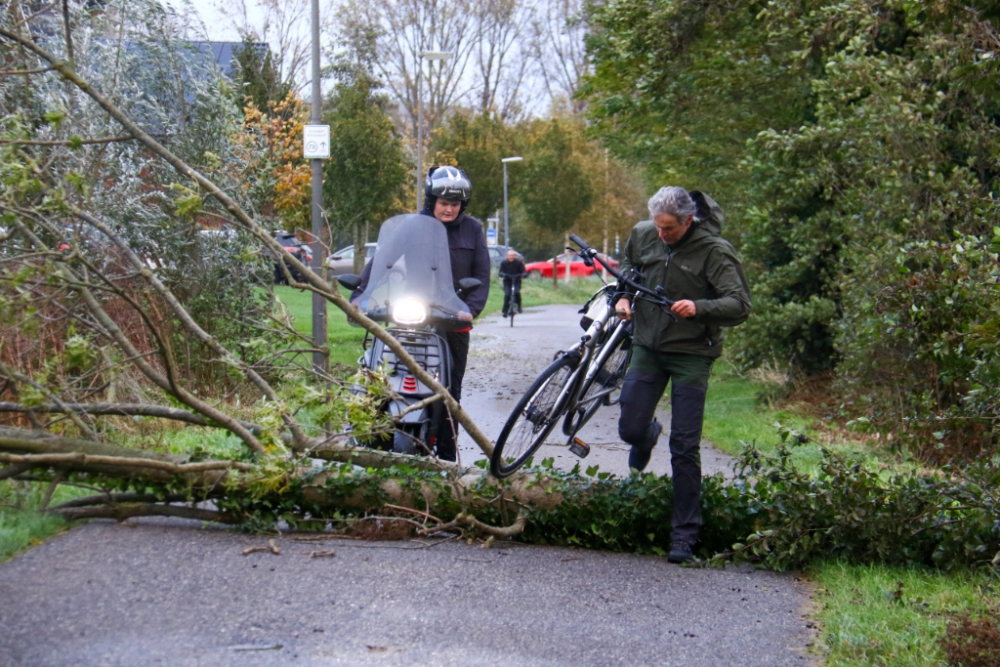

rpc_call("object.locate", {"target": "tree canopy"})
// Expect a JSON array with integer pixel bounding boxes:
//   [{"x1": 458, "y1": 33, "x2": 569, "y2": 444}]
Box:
[{"x1": 583, "y1": 0, "x2": 1000, "y2": 454}]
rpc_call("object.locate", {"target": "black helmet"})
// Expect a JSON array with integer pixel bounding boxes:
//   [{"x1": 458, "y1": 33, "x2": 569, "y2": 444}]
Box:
[{"x1": 424, "y1": 166, "x2": 472, "y2": 212}]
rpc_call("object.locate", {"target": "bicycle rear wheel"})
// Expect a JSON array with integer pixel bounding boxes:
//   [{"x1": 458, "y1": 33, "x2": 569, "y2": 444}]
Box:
[
  {"x1": 490, "y1": 354, "x2": 579, "y2": 478},
  {"x1": 564, "y1": 328, "x2": 632, "y2": 436}
]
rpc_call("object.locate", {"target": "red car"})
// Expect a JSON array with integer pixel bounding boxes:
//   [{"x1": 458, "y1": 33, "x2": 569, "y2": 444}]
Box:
[{"x1": 524, "y1": 252, "x2": 620, "y2": 279}]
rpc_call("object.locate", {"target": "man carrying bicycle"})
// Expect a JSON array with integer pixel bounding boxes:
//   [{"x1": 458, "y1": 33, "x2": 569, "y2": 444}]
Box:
[
  {"x1": 498, "y1": 249, "x2": 526, "y2": 318},
  {"x1": 614, "y1": 186, "x2": 751, "y2": 563}
]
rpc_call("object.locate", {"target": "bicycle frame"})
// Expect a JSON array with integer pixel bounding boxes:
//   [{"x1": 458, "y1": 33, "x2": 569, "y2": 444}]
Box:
[{"x1": 530, "y1": 282, "x2": 631, "y2": 437}]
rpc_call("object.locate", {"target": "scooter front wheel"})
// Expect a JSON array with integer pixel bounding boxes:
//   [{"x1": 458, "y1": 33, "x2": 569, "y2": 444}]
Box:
[
  {"x1": 491, "y1": 354, "x2": 578, "y2": 478},
  {"x1": 393, "y1": 424, "x2": 428, "y2": 456}
]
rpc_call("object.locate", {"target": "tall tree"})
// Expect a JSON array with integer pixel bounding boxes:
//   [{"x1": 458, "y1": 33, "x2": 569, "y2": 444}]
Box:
[
  {"x1": 430, "y1": 110, "x2": 518, "y2": 223},
  {"x1": 334, "y1": 0, "x2": 477, "y2": 144},
  {"x1": 211, "y1": 0, "x2": 326, "y2": 93},
  {"x1": 472, "y1": 0, "x2": 534, "y2": 119},
  {"x1": 232, "y1": 36, "x2": 292, "y2": 113},
  {"x1": 322, "y1": 68, "x2": 409, "y2": 272},
  {"x1": 517, "y1": 118, "x2": 593, "y2": 282},
  {"x1": 582, "y1": 0, "x2": 814, "y2": 230},
  {"x1": 530, "y1": 0, "x2": 590, "y2": 113}
]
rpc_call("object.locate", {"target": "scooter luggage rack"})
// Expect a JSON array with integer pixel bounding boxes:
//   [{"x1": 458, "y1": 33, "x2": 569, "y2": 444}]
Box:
[{"x1": 365, "y1": 329, "x2": 445, "y2": 374}]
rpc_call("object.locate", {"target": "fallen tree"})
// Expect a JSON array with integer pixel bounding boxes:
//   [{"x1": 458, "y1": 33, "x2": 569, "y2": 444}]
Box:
[
  {"x1": 0, "y1": 1, "x2": 514, "y2": 533},
  {"x1": 1, "y1": 3, "x2": 999, "y2": 572}
]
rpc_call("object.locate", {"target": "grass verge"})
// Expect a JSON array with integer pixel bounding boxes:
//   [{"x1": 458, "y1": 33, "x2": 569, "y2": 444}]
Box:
[
  {"x1": 0, "y1": 482, "x2": 86, "y2": 563},
  {"x1": 703, "y1": 359, "x2": 910, "y2": 475},
  {"x1": 810, "y1": 561, "x2": 998, "y2": 667},
  {"x1": 701, "y1": 359, "x2": 998, "y2": 667}
]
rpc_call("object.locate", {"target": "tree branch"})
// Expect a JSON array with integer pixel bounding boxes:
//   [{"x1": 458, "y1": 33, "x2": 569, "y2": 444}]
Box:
[
  {"x1": 0, "y1": 401, "x2": 262, "y2": 432},
  {"x1": 0, "y1": 25, "x2": 496, "y2": 459},
  {"x1": 50, "y1": 503, "x2": 239, "y2": 524},
  {"x1": 0, "y1": 135, "x2": 132, "y2": 145},
  {"x1": 0, "y1": 452, "x2": 253, "y2": 474}
]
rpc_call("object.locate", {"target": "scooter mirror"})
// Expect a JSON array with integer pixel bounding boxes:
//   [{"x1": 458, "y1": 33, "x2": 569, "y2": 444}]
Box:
[
  {"x1": 457, "y1": 277, "x2": 481, "y2": 294},
  {"x1": 337, "y1": 274, "x2": 362, "y2": 291}
]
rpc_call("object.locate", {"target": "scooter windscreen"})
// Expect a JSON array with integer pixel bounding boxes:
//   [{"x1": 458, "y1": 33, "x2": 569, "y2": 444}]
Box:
[{"x1": 353, "y1": 214, "x2": 470, "y2": 324}]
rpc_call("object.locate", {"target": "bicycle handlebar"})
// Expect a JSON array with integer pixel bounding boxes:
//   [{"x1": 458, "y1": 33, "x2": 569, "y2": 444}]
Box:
[{"x1": 568, "y1": 234, "x2": 676, "y2": 311}]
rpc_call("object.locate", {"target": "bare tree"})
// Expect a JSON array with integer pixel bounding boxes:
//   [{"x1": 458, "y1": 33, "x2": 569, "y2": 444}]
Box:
[
  {"x1": 334, "y1": 0, "x2": 477, "y2": 143},
  {"x1": 210, "y1": 0, "x2": 331, "y2": 93},
  {"x1": 471, "y1": 0, "x2": 534, "y2": 120},
  {"x1": 530, "y1": 0, "x2": 589, "y2": 114}
]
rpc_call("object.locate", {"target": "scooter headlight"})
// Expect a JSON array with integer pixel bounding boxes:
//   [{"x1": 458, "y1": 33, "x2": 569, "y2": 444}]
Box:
[{"x1": 391, "y1": 298, "x2": 427, "y2": 325}]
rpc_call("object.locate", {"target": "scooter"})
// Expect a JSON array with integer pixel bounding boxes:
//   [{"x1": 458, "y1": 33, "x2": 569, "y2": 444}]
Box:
[{"x1": 336, "y1": 214, "x2": 480, "y2": 456}]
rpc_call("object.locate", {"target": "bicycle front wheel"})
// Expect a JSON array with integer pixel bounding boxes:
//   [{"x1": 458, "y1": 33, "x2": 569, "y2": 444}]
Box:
[{"x1": 490, "y1": 354, "x2": 579, "y2": 478}]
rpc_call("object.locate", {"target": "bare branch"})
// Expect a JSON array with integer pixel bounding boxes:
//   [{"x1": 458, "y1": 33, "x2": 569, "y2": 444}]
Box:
[
  {"x1": 0, "y1": 66, "x2": 54, "y2": 75},
  {"x1": 0, "y1": 401, "x2": 261, "y2": 432},
  {"x1": 0, "y1": 452, "x2": 253, "y2": 474},
  {"x1": 0, "y1": 135, "x2": 133, "y2": 146},
  {"x1": 51, "y1": 492, "x2": 193, "y2": 510},
  {"x1": 51, "y1": 503, "x2": 239, "y2": 524}
]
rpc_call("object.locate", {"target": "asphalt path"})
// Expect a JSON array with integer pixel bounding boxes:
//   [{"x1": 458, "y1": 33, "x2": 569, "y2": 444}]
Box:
[{"x1": 0, "y1": 302, "x2": 815, "y2": 667}]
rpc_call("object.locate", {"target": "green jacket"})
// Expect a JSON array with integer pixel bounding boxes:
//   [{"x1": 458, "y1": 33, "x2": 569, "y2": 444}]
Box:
[{"x1": 620, "y1": 220, "x2": 751, "y2": 358}]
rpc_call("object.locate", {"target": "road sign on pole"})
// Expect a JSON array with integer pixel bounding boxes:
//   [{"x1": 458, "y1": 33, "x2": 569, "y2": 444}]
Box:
[
  {"x1": 303, "y1": 125, "x2": 330, "y2": 159},
  {"x1": 486, "y1": 228, "x2": 497, "y2": 246}
]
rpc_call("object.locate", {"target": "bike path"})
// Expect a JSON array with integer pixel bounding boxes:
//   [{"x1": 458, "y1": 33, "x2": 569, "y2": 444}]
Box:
[
  {"x1": 0, "y1": 519, "x2": 815, "y2": 667},
  {"x1": 459, "y1": 304, "x2": 734, "y2": 479}
]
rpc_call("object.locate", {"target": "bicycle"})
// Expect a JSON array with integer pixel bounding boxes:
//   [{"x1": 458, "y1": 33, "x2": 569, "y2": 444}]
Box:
[
  {"x1": 489, "y1": 234, "x2": 678, "y2": 478},
  {"x1": 501, "y1": 273, "x2": 524, "y2": 327}
]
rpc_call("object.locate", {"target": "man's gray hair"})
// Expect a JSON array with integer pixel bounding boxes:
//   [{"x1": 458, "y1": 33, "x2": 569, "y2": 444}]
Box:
[{"x1": 648, "y1": 186, "x2": 696, "y2": 220}]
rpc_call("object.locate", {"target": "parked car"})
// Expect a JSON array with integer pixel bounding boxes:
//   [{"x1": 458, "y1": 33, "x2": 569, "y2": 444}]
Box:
[
  {"x1": 524, "y1": 252, "x2": 619, "y2": 279},
  {"x1": 486, "y1": 244, "x2": 523, "y2": 269},
  {"x1": 269, "y1": 231, "x2": 313, "y2": 284},
  {"x1": 325, "y1": 243, "x2": 377, "y2": 277}
]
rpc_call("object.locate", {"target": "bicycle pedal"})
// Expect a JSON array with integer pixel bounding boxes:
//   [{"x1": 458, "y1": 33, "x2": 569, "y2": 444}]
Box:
[{"x1": 568, "y1": 438, "x2": 591, "y2": 458}]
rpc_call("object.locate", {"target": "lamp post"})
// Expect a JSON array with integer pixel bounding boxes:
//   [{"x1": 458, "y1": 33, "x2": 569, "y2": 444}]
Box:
[
  {"x1": 501, "y1": 156, "x2": 523, "y2": 248},
  {"x1": 309, "y1": 0, "x2": 326, "y2": 375},
  {"x1": 416, "y1": 50, "x2": 453, "y2": 210}
]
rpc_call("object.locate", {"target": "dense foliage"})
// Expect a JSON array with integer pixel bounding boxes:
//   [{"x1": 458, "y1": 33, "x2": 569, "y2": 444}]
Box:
[
  {"x1": 71, "y1": 435, "x2": 999, "y2": 572},
  {"x1": 584, "y1": 0, "x2": 1000, "y2": 454},
  {"x1": 322, "y1": 68, "x2": 409, "y2": 267},
  {"x1": 0, "y1": 2, "x2": 279, "y2": 395}
]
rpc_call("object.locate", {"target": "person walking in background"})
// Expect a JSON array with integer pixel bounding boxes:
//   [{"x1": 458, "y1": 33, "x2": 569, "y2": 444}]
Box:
[
  {"x1": 499, "y1": 249, "x2": 526, "y2": 317},
  {"x1": 614, "y1": 186, "x2": 751, "y2": 563}
]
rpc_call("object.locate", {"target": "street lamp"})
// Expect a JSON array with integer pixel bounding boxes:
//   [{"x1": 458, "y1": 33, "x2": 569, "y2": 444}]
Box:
[
  {"x1": 416, "y1": 50, "x2": 453, "y2": 210},
  {"x1": 501, "y1": 156, "x2": 523, "y2": 249}
]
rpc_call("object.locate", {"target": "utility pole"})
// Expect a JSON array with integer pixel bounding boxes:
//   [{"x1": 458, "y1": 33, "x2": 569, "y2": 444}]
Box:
[{"x1": 310, "y1": 0, "x2": 327, "y2": 375}]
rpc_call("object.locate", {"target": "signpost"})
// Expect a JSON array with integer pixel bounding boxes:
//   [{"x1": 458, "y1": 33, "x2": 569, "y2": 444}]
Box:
[
  {"x1": 486, "y1": 217, "x2": 499, "y2": 246},
  {"x1": 303, "y1": 125, "x2": 330, "y2": 159}
]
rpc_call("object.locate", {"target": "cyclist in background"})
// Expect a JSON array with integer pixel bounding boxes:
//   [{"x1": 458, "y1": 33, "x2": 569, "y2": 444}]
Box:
[
  {"x1": 614, "y1": 186, "x2": 751, "y2": 563},
  {"x1": 499, "y1": 249, "x2": 526, "y2": 317}
]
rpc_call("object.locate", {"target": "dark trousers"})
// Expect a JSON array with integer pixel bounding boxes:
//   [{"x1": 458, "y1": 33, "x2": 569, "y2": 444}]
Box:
[
  {"x1": 436, "y1": 330, "x2": 470, "y2": 461},
  {"x1": 617, "y1": 347, "x2": 713, "y2": 544},
  {"x1": 502, "y1": 278, "x2": 522, "y2": 314}
]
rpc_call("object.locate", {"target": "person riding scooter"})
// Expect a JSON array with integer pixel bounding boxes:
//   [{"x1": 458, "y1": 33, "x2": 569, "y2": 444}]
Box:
[{"x1": 351, "y1": 166, "x2": 490, "y2": 461}]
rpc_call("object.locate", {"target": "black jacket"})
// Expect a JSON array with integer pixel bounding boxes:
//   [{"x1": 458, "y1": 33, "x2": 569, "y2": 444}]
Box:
[
  {"x1": 499, "y1": 258, "x2": 526, "y2": 281},
  {"x1": 353, "y1": 210, "x2": 492, "y2": 318}
]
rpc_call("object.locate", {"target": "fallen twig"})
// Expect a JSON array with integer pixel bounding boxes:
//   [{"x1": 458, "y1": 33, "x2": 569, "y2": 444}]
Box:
[
  {"x1": 308, "y1": 550, "x2": 336, "y2": 558},
  {"x1": 242, "y1": 539, "x2": 281, "y2": 556}
]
